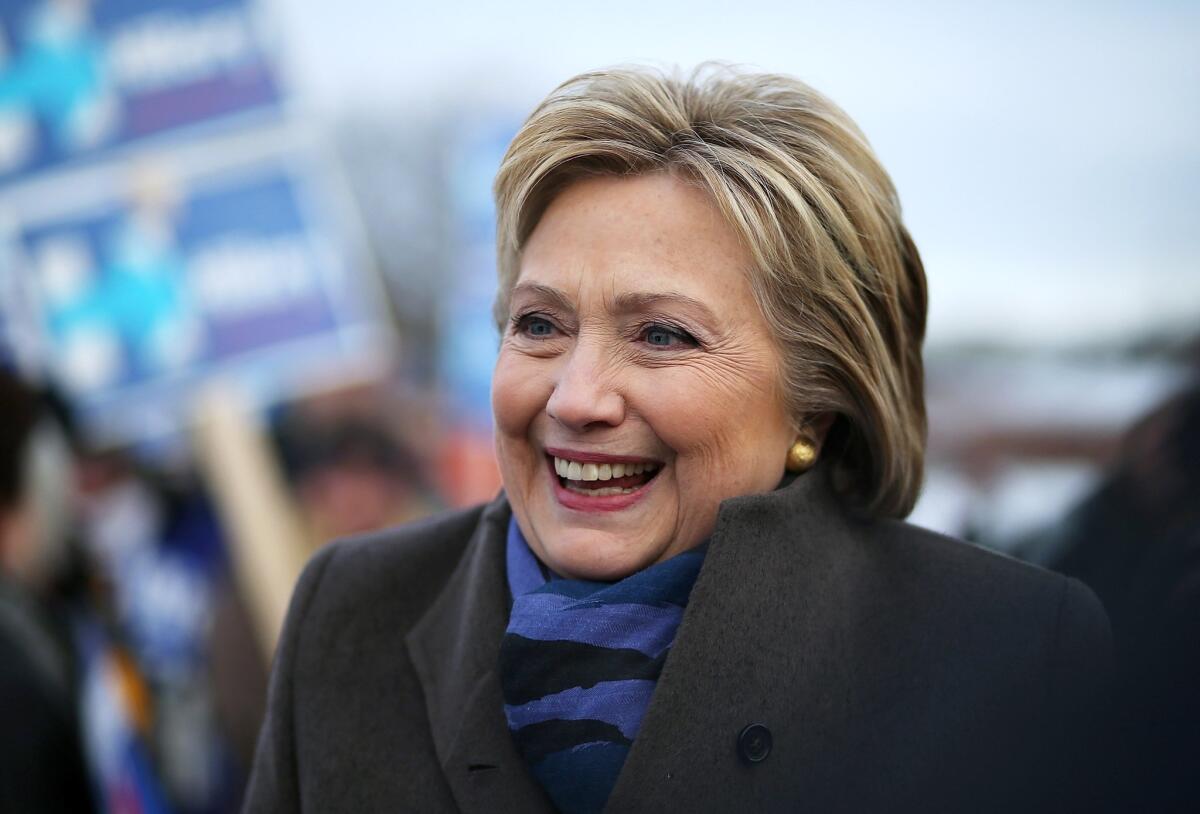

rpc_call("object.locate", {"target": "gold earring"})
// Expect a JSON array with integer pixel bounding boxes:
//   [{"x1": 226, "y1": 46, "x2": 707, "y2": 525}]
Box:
[{"x1": 785, "y1": 438, "x2": 818, "y2": 473}]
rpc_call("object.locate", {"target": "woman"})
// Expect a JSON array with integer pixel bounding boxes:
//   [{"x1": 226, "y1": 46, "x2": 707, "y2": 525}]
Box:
[{"x1": 245, "y1": 66, "x2": 1111, "y2": 813}]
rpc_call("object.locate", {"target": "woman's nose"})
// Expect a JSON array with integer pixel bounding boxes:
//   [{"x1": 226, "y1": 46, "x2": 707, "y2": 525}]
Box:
[{"x1": 545, "y1": 344, "x2": 625, "y2": 431}]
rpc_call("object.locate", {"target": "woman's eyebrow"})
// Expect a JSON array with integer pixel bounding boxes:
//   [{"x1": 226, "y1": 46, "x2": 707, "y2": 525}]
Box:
[
  {"x1": 510, "y1": 283, "x2": 575, "y2": 313},
  {"x1": 612, "y1": 291, "x2": 720, "y2": 328}
]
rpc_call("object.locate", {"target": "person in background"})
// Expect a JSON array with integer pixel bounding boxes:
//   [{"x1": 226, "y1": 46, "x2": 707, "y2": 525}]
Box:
[
  {"x1": 1031, "y1": 382, "x2": 1200, "y2": 811},
  {"x1": 77, "y1": 445, "x2": 249, "y2": 814},
  {"x1": 207, "y1": 404, "x2": 436, "y2": 801},
  {"x1": 0, "y1": 367, "x2": 95, "y2": 812},
  {"x1": 0, "y1": 368, "x2": 239, "y2": 812},
  {"x1": 274, "y1": 408, "x2": 434, "y2": 543}
]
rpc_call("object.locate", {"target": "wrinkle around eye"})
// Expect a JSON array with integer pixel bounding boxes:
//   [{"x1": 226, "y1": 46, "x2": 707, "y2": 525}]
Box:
[
  {"x1": 506, "y1": 332, "x2": 567, "y2": 358},
  {"x1": 624, "y1": 336, "x2": 774, "y2": 386}
]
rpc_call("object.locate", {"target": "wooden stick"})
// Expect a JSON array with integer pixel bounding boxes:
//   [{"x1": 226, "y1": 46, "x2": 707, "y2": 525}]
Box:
[{"x1": 191, "y1": 383, "x2": 307, "y2": 663}]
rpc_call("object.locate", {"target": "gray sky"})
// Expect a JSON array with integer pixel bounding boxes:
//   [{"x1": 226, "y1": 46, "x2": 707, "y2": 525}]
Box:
[{"x1": 270, "y1": 0, "x2": 1200, "y2": 347}]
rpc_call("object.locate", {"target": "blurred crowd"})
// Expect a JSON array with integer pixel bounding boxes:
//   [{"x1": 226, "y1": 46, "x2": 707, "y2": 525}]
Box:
[{"x1": 0, "y1": 367, "x2": 458, "y2": 812}]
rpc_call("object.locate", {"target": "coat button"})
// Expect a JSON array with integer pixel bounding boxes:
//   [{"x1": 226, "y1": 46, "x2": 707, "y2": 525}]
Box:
[{"x1": 738, "y1": 723, "x2": 772, "y2": 764}]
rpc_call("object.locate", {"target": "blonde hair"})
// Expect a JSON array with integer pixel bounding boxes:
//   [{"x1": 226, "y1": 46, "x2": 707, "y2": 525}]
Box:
[{"x1": 493, "y1": 64, "x2": 927, "y2": 518}]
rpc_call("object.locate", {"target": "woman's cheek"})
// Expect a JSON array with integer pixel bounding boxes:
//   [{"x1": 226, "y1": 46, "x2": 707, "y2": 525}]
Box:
[
  {"x1": 491, "y1": 352, "x2": 550, "y2": 438},
  {"x1": 629, "y1": 369, "x2": 719, "y2": 449}
]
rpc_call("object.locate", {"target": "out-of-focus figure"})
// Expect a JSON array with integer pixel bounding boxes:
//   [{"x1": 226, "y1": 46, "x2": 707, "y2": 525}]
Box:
[
  {"x1": 0, "y1": 367, "x2": 249, "y2": 812},
  {"x1": 75, "y1": 447, "x2": 237, "y2": 814},
  {"x1": 275, "y1": 409, "x2": 433, "y2": 544},
  {"x1": 0, "y1": 368, "x2": 95, "y2": 811},
  {"x1": 1023, "y1": 380, "x2": 1200, "y2": 810}
]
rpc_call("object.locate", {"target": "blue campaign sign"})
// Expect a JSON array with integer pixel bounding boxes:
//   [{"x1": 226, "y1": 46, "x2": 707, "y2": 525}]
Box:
[
  {"x1": 0, "y1": 0, "x2": 281, "y2": 183},
  {"x1": 15, "y1": 156, "x2": 372, "y2": 442}
]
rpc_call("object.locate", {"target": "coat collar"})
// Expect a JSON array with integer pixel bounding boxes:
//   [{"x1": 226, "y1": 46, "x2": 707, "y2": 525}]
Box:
[
  {"x1": 405, "y1": 495, "x2": 556, "y2": 814},
  {"x1": 407, "y1": 463, "x2": 862, "y2": 813}
]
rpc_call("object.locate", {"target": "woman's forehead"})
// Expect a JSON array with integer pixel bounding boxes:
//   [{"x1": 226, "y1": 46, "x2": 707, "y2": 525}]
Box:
[
  {"x1": 526, "y1": 174, "x2": 737, "y2": 255},
  {"x1": 515, "y1": 174, "x2": 755, "y2": 314}
]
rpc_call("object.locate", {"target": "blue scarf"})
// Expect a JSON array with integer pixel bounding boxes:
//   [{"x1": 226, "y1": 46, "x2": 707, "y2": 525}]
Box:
[{"x1": 500, "y1": 518, "x2": 706, "y2": 814}]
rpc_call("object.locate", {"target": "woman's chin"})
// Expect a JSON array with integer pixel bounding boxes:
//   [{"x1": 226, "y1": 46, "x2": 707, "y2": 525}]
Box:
[{"x1": 537, "y1": 533, "x2": 663, "y2": 582}]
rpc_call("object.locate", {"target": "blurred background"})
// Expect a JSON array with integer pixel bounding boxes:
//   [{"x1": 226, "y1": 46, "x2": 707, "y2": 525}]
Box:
[{"x1": 0, "y1": 0, "x2": 1196, "y2": 811}]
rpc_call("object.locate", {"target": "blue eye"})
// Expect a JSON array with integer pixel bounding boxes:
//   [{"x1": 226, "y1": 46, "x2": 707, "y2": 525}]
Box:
[
  {"x1": 646, "y1": 328, "x2": 674, "y2": 346},
  {"x1": 517, "y1": 315, "x2": 556, "y2": 339},
  {"x1": 641, "y1": 324, "x2": 696, "y2": 348}
]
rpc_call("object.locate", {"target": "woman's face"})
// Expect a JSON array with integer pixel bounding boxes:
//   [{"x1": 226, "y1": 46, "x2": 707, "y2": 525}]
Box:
[{"x1": 492, "y1": 172, "x2": 795, "y2": 580}]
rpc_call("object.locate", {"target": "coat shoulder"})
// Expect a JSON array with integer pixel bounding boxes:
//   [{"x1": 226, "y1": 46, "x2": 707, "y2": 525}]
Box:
[
  {"x1": 245, "y1": 503, "x2": 500, "y2": 812},
  {"x1": 864, "y1": 517, "x2": 1110, "y2": 650},
  {"x1": 296, "y1": 501, "x2": 492, "y2": 634},
  {"x1": 873, "y1": 517, "x2": 1060, "y2": 587}
]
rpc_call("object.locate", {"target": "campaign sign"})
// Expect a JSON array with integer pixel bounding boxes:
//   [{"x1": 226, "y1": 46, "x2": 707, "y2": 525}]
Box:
[
  {"x1": 0, "y1": 0, "x2": 281, "y2": 183},
  {"x1": 17, "y1": 159, "x2": 368, "y2": 442}
]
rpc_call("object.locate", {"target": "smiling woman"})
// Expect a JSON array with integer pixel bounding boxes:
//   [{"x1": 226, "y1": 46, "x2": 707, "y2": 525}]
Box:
[
  {"x1": 245, "y1": 65, "x2": 1113, "y2": 814},
  {"x1": 493, "y1": 173, "x2": 795, "y2": 581}
]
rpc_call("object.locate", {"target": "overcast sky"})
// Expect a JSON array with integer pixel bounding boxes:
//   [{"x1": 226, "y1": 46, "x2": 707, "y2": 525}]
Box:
[{"x1": 269, "y1": 0, "x2": 1200, "y2": 347}]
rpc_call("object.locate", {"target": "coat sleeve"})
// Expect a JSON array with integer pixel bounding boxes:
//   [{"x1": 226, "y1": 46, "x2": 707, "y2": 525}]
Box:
[
  {"x1": 1048, "y1": 576, "x2": 1115, "y2": 807},
  {"x1": 242, "y1": 544, "x2": 339, "y2": 813}
]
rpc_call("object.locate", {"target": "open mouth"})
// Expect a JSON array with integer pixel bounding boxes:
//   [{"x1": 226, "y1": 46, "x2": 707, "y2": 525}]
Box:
[{"x1": 547, "y1": 453, "x2": 662, "y2": 497}]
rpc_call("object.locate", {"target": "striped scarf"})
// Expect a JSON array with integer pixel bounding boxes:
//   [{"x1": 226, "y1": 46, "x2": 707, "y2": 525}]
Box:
[{"x1": 500, "y1": 518, "x2": 706, "y2": 814}]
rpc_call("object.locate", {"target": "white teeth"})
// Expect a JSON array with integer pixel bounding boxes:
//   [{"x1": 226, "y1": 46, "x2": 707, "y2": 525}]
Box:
[{"x1": 552, "y1": 456, "x2": 658, "y2": 486}]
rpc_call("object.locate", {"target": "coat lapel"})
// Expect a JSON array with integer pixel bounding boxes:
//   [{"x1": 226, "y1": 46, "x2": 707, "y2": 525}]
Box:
[
  {"x1": 605, "y1": 465, "x2": 865, "y2": 812},
  {"x1": 405, "y1": 495, "x2": 556, "y2": 814}
]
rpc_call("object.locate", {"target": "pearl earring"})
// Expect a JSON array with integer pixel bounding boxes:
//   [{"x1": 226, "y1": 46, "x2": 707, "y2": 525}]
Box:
[{"x1": 785, "y1": 438, "x2": 818, "y2": 473}]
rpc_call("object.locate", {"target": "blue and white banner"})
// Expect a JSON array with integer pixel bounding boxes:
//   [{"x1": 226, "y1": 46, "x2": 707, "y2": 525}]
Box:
[
  {"x1": 0, "y1": 0, "x2": 384, "y2": 447},
  {"x1": 0, "y1": 0, "x2": 282, "y2": 183},
  {"x1": 8, "y1": 149, "x2": 379, "y2": 443}
]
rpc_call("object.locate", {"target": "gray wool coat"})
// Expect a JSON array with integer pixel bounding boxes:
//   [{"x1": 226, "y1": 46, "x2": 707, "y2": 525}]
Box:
[{"x1": 244, "y1": 466, "x2": 1113, "y2": 813}]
